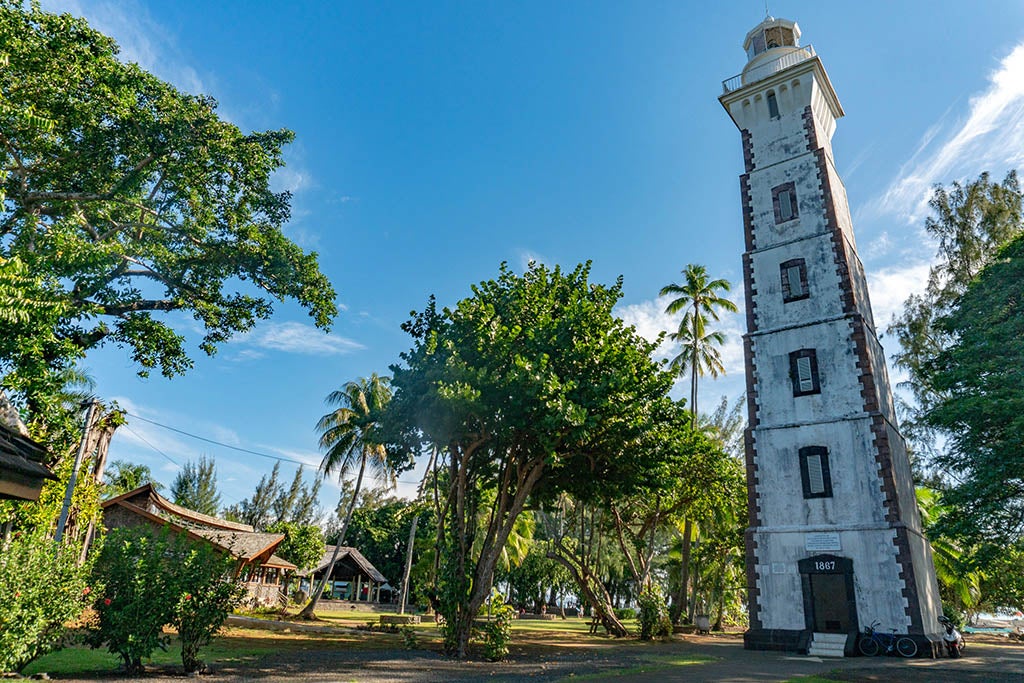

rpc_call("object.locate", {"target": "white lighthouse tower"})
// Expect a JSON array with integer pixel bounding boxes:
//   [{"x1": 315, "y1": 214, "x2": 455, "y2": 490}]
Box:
[{"x1": 719, "y1": 17, "x2": 942, "y2": 656}]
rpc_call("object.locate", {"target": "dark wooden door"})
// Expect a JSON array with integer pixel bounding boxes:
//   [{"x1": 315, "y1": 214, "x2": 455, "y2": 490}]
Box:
[{"x1": 809, "y1": 573, "x2": 850, "y2": 632}]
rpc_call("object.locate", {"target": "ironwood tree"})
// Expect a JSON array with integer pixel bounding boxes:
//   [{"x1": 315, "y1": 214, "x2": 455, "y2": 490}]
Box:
[{"x1": 385, "y1": 262, "x2": 681, "y2": 656}]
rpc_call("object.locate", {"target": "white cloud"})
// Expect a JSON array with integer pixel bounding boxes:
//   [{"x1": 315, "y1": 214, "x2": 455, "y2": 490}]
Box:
[
  {"x1": 238, "y1": 321, "x2": 365, "y2": 356},
  {"x1": 870, "y1": 42, "x2": 1024, "y2": 223},
  {"x1": 515, "y1": 249, "x2": 547, "y2": 272},
  {"x1": 866, "y1": 261, "x2": 931, "y2": 333}
]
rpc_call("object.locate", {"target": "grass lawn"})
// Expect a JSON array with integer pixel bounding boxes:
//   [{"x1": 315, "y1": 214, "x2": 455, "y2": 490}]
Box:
[{"x1": 22, "y1": 626, "x2": 384, "y2": 677}]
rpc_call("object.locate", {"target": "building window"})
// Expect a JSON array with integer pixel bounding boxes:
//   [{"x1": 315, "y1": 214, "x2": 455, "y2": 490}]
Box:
[
  {"x1": 799, "y1": 446, "x2": 833, "y2": 498},
  {"x1": 780, "y1": 258, "x2": 810, "y2": 302},
  {"x1": 789, "y1": 348, "x2": 820, "y2": 396},
  {"x1": 767, "y1": 90, "x2": 780, "y2": 119},
  {"x1": 773, "y1": 182, "x2": 798, "y2": 223}
]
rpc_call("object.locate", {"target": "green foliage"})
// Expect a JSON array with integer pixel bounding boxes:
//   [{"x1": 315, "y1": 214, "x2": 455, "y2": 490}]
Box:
[
  {"x1": 400, "y1": 625, "x2": 418, "y2": 650},
  {"x1": 104, "y1": 460, "x2": 162, "y2": 498},
  {"x1": 88, "y1": 527, "x2": 244, "y2": 675},
  {"x1": 637, "y1": 585, "x2": 672, "y2": 641},
  {"x1": 386, "y1": 262, "x2": 676, "y2": 655},
  {"x1": 0, "y1": 1, "x2": 336, "y2": 406},
  {"x1": 265, "y1": 521, "x2": 325, "y2": 572},
  {"x1": 0, "y1": 532, "x2": 95, "y2": 673},
  {"x1": 889, "y1": 171, "x2": 1022, "y2": 462},
  {"x1": 344, "y1": 498, "x2": 420, "y2": 592},
  {"x1": 170, "y1": 543, "x2": 245, "y2": 674},
  {"x1": 477, "y1": 592, "x2": 516, "y2": 661},
  {"x1": 170, "y1": 456, "x2": 221, "y2": 516},
  {"x1": 614, "y1": 607, "x2": 637, "y2": 621},
  {"x1": 923, "y1": 235, "x2": 1024, "y2": 542},
  {"x1": 225, "y1": 463, "x2": 322, "y2": 530},
  {"x1": 88, "y1": 529, "x2": 179, "y2": 674}
]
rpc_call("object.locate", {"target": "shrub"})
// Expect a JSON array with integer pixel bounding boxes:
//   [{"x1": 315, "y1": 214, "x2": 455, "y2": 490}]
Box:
[
  {"x1": 637, "y1": 585, "x2": 672, "y2": 641},
  {"x1": 87, "y1": 527, "x2": 244, "y2": 674},
  {"x1": 87, "y1": 528, "x2": 179, "y2": 674},
  {"x1": 478, "y1": 592, "x2": 516, "y2": 661},
  {"x1": 400, "y1": 625, "x2": 418, "y2": 649},
  {"x1": 171, "y1": 543, "x2": 245, "y2": 674},
  {"x1": 0, "y1": 531, "x2": 95, "y2": 673},
  {"x1": 614, "y1": 607, "x2": 636, "y2": 621}
]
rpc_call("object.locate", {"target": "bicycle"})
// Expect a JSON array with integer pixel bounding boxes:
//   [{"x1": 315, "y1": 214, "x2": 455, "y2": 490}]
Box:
[{"x1": 857, "y1": 620, "x2": 918, "y2": 657}]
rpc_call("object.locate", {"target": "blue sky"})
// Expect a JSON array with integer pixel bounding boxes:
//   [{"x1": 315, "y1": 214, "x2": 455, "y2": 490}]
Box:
[{"x1": 45, "y1": 1, "x2": 1024, "y2": 513}]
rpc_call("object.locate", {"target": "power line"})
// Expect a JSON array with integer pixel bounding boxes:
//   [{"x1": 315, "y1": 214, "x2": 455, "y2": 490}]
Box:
[
  {"x1": 123, "y1": 424, "x2": 182, "y2": 470},
  {"x1": 124, "y1": 411, "x2": 425, "y2": 486}
]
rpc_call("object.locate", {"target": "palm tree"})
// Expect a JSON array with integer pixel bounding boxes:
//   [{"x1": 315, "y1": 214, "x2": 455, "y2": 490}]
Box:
[
  {"x1": 660, "y1": 264, "x2": 738, "y2": 425},
  {"x1": 660, "y1": 264, "x2": 737, "y2": 623},
  {"x1": 298, "y1": 373, "x2": 393, "y2": 619}
]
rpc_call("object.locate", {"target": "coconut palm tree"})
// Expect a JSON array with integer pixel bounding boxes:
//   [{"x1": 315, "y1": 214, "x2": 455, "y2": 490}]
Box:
[
  {"x1": 660, "y1": 264, "x2": 737, "y2": 623},
  {"x1": 660, "y1": 264, "x2": 738, "y2": 425},
  {"x1": 298, "y1": 373, "x2": 393, "y2": 619}
]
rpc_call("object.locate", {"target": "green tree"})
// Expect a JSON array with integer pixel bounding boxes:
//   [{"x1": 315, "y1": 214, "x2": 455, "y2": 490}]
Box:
[
  {"x1": 922, "y1": 234, "x2": 1024, "y2": 542},
  {"x1": 659, "y1": 264, "x2": 737, "y2": 623},
  {"x1": 266, "y1": 521, "x2": 325, "y2": 574},
  {"x1": 386, "y1": 262, "x2": 677, "y2": 656},
  {"x1": 104, "y1": 460, "x2": 162, "y2": 497},
  {"x1": 0, "y1": 2, "x2": 336, "y2": 409},
  {"x1": 170, "y1": 456, "x2": 221, "y2": 516},
  {"x1": 298, "y1": 374, "x2": 393, "y2": 619},
  {"x1": 889, "y1": 171, "x2": 1022, "y2": 463}
]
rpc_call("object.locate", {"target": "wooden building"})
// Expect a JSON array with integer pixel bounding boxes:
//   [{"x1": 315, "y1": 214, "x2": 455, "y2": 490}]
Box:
[
  {"x1": 301, "y1": 545, "x2": 390, "y2": 603},
  {"x1": 101, "y1": 484, "x2": 296, "y2": 605},
  {"x1": 0, "y1": 391, "x2": 55, "y2": 502}
]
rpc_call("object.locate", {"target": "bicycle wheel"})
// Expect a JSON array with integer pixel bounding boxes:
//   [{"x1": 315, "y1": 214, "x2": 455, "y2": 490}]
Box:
[
  {"x1": 858, "y1": 636, "x2": 880, "y2": 656},
  {"x1": 896, "y1": 637, "x2": 918, "y2": 658}
]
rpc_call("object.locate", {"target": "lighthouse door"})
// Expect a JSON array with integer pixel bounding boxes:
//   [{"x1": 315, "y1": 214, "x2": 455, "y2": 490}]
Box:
[{"x1": 799, "y1": 555, "x2": 858, "y2": 634}]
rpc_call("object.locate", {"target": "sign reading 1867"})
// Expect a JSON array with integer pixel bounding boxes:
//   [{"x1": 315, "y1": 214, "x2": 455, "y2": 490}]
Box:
[{"x1": 805, "y1": 532, "x2": 841, "y2": 552}]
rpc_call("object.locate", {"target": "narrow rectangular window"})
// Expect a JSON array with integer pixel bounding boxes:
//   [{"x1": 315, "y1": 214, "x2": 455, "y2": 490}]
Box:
[
  {"x1": 767, "y1": 91, "x2": 780, "y2": 119},
  {"x1": 780, "y1": 258, "x2": 809, "y2": 303},
  {"x1": 799, "y1": 446, "x2": 833, "y2": 499},
  {"x1": 778, "y1": 190, "x2": 793, "y2": 221},
  {"x1": 772, "y1": 182, "x2": 798, "y2": 224},
  {"x1": 789, "y1": 348, "x2": 821, "y2": 396}
]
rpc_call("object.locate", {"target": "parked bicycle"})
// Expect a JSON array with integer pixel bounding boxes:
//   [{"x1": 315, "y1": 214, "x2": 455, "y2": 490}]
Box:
[{"x1": 857, "y1": 621, "x2": 918, "y2": 657}]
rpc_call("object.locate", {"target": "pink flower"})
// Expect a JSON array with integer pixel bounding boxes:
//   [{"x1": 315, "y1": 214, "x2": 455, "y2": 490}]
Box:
[
  {"x1": 82, "y1": 586, "x2": 91, "y2": 596},
  {"x1": 103, "y1": 598, "x2": 112, "y2": 606},
  {"x1": 184, "y1": 594, "x2": 192, "y2": 601}
]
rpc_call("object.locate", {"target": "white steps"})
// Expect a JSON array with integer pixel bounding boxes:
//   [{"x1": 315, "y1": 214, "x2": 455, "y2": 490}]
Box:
[{"x1": 807, "y1": 632, "x2": 848, "y2": 657}]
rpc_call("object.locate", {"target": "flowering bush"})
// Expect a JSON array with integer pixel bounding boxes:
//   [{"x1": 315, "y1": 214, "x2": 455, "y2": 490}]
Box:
[
  {"x1": 0, "y1": 531, "x2": 96, "y2": 673},
  {"x1": 87, "y1": 528, "x2": 179, "y2": 674},
  {"x1": 171, "y1": 543, "x2": 245, "y2": 673},
  {"x1": 87, "y1": 527, "x2": 245, "y2": 674}
]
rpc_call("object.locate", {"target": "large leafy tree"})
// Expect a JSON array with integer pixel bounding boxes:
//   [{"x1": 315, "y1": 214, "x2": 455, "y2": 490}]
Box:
[
  {"x1": 0, "y1": 2, "x2": 336, "y2": 410},
  {"x1": 386, "y1": 262, "x2": 677, "y2": 656},
  {"x1": 659, "y1": 264, "x2": 737, "y2": 622},
  {"x1": 922, "y1": 234, "x2": 1024, "y2": 543},
  {"x1": 889, "y1": 171, "x2": 1022, "y2": 462},
  {"x1": 103, "y1": 460, "x2": 162, "y2": 498},
  {"x1": 298, "y1": 373, "x2": 393, "y2": 619}
]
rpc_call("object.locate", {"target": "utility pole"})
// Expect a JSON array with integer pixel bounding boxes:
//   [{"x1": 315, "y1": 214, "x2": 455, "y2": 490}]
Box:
[{"x1": 54, "y1": 400, "x2": 98, "y2": 547}]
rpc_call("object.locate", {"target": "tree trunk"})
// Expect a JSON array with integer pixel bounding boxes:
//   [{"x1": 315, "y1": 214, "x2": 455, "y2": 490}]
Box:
[
  {"x1": 547, "y1": 550, "x2": 628, "y2": 637},
  {"x1": 671, "y1": 520, "x2": 693, "y2": 624},
  {"x1": 297, "y1": 453, "x2": 367, "y2": 619},
  {"x1": 398, "y1": 514, "x2": 419, "y2": 614}
]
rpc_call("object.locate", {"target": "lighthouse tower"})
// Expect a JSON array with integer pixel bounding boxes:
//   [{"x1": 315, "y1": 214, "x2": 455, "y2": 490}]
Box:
[{"x1": 719, "y1": 17, "x2": 942, "y2": 656}]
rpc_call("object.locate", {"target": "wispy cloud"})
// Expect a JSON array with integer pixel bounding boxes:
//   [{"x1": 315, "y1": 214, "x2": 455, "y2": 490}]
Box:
[
  {"x1": 236, "y1": 321, "x2": 365, "y2": 357},
  {"x1": 869, "y1": 42, "x2": 1024, "y2": 223},
  {"x1": 865, "y1": 261, "x2": 931, "y2": 332},
  {"x1": 515, "y1": 249, "x2": 548, "y2": 272}
]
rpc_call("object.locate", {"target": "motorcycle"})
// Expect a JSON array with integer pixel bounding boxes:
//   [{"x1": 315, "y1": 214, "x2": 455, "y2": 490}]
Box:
[{"x1": 938, "y1": 615, "x2": 965, "y2": 658}]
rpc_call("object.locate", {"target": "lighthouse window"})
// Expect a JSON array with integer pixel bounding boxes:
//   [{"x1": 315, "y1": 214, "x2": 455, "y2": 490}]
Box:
[
  {"x1": 767, "y1": 91, "x2": 780, "y2": 119},
  {"x1": 780, "y1": 258, "x2": 810, "y2": 302},
  {"x1": 772, "y1": 182, "x2": 799, "y2": 223},
  {"x1": 789, "y1": 348, "x2": 820, "y2": 396},
  {"x1": 799, "y1": 446, "x2": 833, "y2": 499}
]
